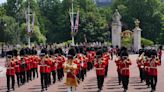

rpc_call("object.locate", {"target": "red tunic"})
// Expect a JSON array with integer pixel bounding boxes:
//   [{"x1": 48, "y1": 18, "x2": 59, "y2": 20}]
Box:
[
  {"x1": 90, "y1": 51, "x2": 96, "y2": 62},
  {"x1": 15, "y1": 60, "x2": 21, "y2": 73},
  {"x1": 148, "y1": 59, "x2": 160, "y2": 76},
  {"x1": 83, "y1": 56, "x2": 88, "y2": 68},
  {"x1": 137, "y1": 59, "x2": 144, "y2": 69},
  {"x1": 73, "y1": 58, "x2": 80, "y2": 75},
  {"x1": 33, "y1": 56, "x2": 38, "y2": 69},
  {"x1": 46, "y1": 58, "x2": 52, "y2": 73},
  {"x1": 103, "y1": 53, "x2": 110, "y2": 66},
  {"x1": 56, "y1": 56, "x2": 64, "y2": 69},
  {"x1": 144, "y1": 59, "x2": 150, "y2": 74},
  {"x1": 94, "y1": 62, "x2": 106, "y2": 76},
  {"x1": 40, "y1": 60, "x2": 48, "y2": 73},
  {"x1": 24, "y1": 57, "x2": 31, "y2": 71},
  {"x1": 115, "y1": 58, "x2": 122, "y2": 72},
  {"x1": 120, "y1": 59, "x2": 132, "y2": 77},
  {"x1": 6, "y1": 62, "x2": 16, "y2": 76}
]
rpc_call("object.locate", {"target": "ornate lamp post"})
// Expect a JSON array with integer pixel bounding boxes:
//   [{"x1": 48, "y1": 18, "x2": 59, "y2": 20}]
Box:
[{"x1": 25, "y1": 0, "x2": 35, "y2": 48}]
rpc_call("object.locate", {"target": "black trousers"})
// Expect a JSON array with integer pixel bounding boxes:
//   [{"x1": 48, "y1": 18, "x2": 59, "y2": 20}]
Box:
[
  {"x1": 6, "y1": 75, "x2": 15, "y2": 91},
  {"x1": 47, "y1": 73, "x2": 51, "y2": 86},
  {"x1": 76, "y1": 71, "x2": 80, "y2": 84},
  {"x1": 84, "y1": 68, "x2": 87, "y2": 76},
  {"x1": 105, "y1": 65, "x2": 108, "y2": 77},
  {"x1": 16, "y1": 73, "x2": 20, "y2": 86},
  {"x1": 61, "y1": 68, "x2": 64, "y2": 78},
  {"x1": 122, "y1": 76, "x2": 129, "y2": 90},
  {"x1": 52, "y1": 71, "x2": 56, "y2": 83},
  {"x1": 26, "y1": 70, "x2": 32, "y2": 82},
  {"x1": 32, "y1": 68, "x2": 38, "y2": 79},
  {"x1": 139, "y1": 68, "x2": 144, "y2": 82},
  {"x1": 40, "y1": 73, "x2": 48, "y2": 90},
  {"x1": 150, "y1": 76, "x2": 157, "y2": 90},
  {"x1": 117, "y1": 71, "x2": 122, "y2": 84},
  {"x1": 97, "y1": 75, "x2": 104, "y2": 90},
  {"x1": 20, "y1": 71, "x2": 26, "y2": 84},
  {"x1": 81, "y1": 69, "x2": 85, "y2": 81},
  {"x1": 57, "y1": 69, "x2": 62, "y2": 81},
  {"x1": 87, "y1": 62, "x2": 93, "y2": 70},
  {"x1": 145, "y1": 72, "x2": 150, "y2": 87}
]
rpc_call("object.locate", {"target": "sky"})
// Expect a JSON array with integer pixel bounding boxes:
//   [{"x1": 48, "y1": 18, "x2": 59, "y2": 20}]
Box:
[{"x1": 0, "y1": 0, "x2": 6, "y2": 4}]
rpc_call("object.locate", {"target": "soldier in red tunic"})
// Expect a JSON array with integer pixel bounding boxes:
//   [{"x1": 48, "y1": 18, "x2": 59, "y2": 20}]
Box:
[
  {"x1": 102, "y1": 47, "x2": 110, "y2": 78},
  {"x1": 6, "y1": 56, "x2": 16, "y2": 92},
  {"x1": 14, "y1": 56, "x2": 21, "y2": 87},
  {"x1": 144, "y1": 49, "x2": 153, "y2": 88},
  {"x1": 157, "y1": 46, "x2": 162, "y2": 64},
  {"x1": 115, "y1": 56, "x2": 122, "y2": 85},
  {"x1": 40, "y1": 53, "x2": 48, "y2": 91},
  {"x1": 46, "y1": 56, "x2": 52, "y2": 86},
  {"x1": 73, "y1": 57, "x2": 81, "y2": 83},
  {"x1": 51, "y1": 56, "x2": 57, "y2": 83},
  {"x1": 137, "y1": 49, "x2": 145, "y2": 83},
  {"x1": 94, "y1": 49, "x2": 106, "y2": 91},
  {"x1": 149, "y1": 50, "x2": 160, "y2": 92},
  {"x1": 120, "y1": 47, "x2": 131, "y2": 92},
  {"x1": 32, "y1": 51, "x2": 39, "y2": 79},
  {"x1": 24, "y1": 55, "x2": 31, "y2": 82},
  {"x1": 83, "y1": 55, "x2": 88, "y2": 77}
]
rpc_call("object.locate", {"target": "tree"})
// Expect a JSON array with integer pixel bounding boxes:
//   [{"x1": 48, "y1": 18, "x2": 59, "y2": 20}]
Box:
[
  {"x1": 0, "y1": 5, "x2": 6, "y2": 16},
  {"x1": 74, "y1": 0, "x2": 109, "y2": 42},
  {"x1": 141, "y1": 38, "x2": 154, "y2": 46},
  {"x1": 0, "y1": 16, "x2": 18, "y2": 44},
  {"x1": 20, "y1": 23, "x2": 46, "y2": 44}
]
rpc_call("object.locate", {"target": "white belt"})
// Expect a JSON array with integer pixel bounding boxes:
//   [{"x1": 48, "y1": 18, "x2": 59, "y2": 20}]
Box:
[
  {"x1": 7, "y1": 67, "x2": 14, "y2": 69},
  {"x1": 149, "y1": 67, "x2": 157, "y2": 69},
  {"x1": 15, "y1": 65, "x2": 19, "y2": 67},
  {"x1": 40, "y1": 65, "x2": 47, "y2": 67},
  {"x1": 121, "y1": 68, "x2": 129, "y2": 70},
  {"x1": 96, "y1": 68, "x2": 103, "y2": 70}
]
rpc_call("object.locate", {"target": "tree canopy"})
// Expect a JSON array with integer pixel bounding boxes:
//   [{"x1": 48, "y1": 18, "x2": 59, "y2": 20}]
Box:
[{"x1": 0, "y1": 0, "x2": 164, "y2": 44}]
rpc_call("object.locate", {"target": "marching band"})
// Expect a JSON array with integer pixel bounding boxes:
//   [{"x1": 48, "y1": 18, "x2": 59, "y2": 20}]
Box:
[{"x1": 4, "y1": 45, "x2": 162, "y2": 92}]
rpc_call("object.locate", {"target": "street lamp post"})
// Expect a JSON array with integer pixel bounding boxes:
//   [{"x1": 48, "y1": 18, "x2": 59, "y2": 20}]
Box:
[{"x1": 0, "y1": 19, "x2": 7, "y2": 57}]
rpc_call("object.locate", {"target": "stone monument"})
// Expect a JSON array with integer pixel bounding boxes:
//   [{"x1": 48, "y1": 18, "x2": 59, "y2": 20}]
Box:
[
  {"x1": 111, "y1": 9, "x2": 122, "y2": 47},
  {"x1": 133, "y1": 19, "x2": 142, "y2": 52}
]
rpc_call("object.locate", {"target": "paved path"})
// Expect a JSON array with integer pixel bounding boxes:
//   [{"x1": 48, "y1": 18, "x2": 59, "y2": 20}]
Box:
[{"x1": 0, "y1": 54, "x2": 164, "y2": 92}]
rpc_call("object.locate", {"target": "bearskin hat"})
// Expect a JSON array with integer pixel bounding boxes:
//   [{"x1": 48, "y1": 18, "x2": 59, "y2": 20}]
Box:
[
  {"x1": 41, "y1": 48, "x2": 48, "y2": 55},
  {"x1": 6, "y1": 51, "x2": 13, "y2": 57},
  {"x1": 20, "y1": 48, "x2": 26, "y2": 56},
  {"x1": 139, "y1": 49, "x2": 145, "y2": 56},
  {"x1": 151, "y1": 49, "x2": 157, "y2": 57},
  {"x1": 49, "y1": 49, "x2": 54, "y2": 56},
  {"x1": 96, "y1": 49, "x2": 103, "y2": 58},
  {"x1": 12, "y1": 49, "x2": 18, "y2": 57},
  {"x1": 68, "y1": 47, "x2": 76, "y2": 57}
]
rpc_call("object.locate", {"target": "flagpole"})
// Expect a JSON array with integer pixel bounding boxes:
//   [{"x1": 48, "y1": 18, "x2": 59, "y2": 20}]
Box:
[
  {"x1": 27, "y1": 0, "x2": 31, "y2": 48},
  {"x1": 71, "y1": 0, "x2": 75, "y2": 46}
]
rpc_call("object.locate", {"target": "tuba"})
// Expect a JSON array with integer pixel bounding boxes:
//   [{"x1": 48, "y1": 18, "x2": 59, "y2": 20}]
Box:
[{"x1": 138, "y1": 52, "x2": 145, "y2": 61}]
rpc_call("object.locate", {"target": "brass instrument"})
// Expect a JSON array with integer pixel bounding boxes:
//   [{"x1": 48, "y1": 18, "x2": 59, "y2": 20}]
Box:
[{"x1": 138, "y1": 52, "x2": 145, "y2": 61}]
